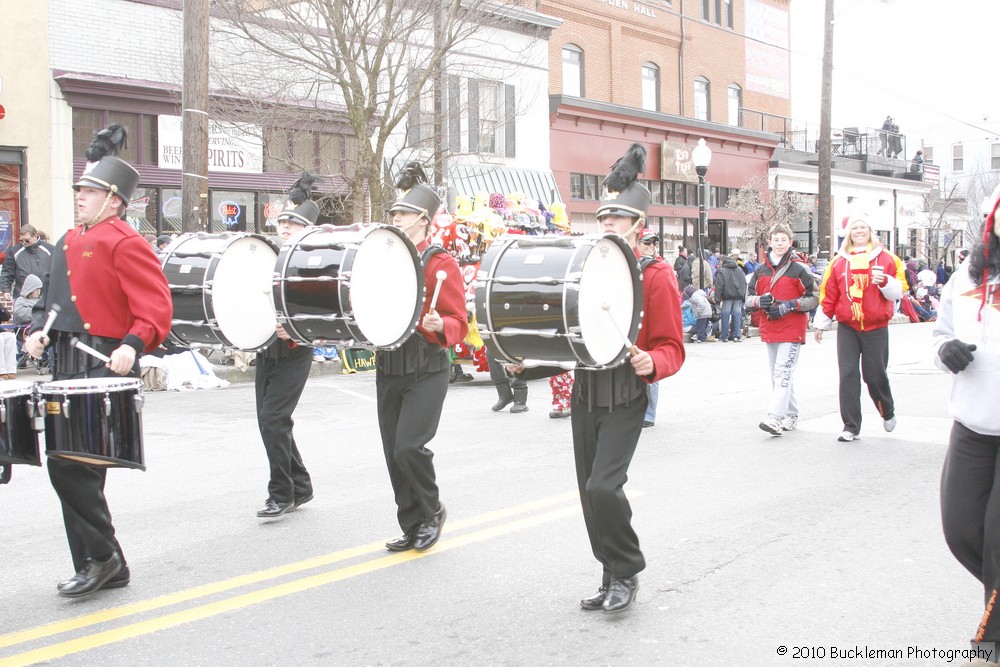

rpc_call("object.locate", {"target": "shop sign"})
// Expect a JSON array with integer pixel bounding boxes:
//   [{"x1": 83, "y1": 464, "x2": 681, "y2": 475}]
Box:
[{"x1": 158, "y1": 115, "x2": 264, "y2": 174}]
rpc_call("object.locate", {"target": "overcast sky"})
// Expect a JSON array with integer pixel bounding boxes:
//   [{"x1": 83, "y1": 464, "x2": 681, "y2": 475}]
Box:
[{"x1": 789, "y1": 0, "x2": 1000, "y2": 146}]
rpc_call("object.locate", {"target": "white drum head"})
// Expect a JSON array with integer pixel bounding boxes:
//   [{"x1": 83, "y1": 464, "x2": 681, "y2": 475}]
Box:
[
  {"x1": 0, "y1": 380, "x2": 37, "y2": 397},
  {"x1": 577, "y1": 238, "x2": 636, "y2": 365},
  {"x1": 41, "y1": 377, "x2": 143, "y2": 394},
  {"x1": 213, "y1": 236, "x2": 278, "y2": 350},
  {"x1": 350, "y1": 228, "x2": 420, "y2": 347}
]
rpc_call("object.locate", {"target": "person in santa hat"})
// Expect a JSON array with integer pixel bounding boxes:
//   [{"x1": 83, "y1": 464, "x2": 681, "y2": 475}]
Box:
[{"x1": 937, "y1": 184, "x2": 1000, "y2": 655}]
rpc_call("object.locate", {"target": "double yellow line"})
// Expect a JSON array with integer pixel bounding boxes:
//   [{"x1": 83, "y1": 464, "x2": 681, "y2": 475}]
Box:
[{"x1": 0, "y1": 492, "x2": 581, "y2": 666}]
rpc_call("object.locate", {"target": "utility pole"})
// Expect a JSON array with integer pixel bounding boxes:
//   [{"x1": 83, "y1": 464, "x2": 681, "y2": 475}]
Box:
[
  {"x1": 817, "y1": 0, "x2": 834, "y2": 260},
  {"x1": 182, "y1": 0, "x2": 210, "y2": 232},
  {"x1": 432, "y1": 0, "x2": 447, "y2": 193}
]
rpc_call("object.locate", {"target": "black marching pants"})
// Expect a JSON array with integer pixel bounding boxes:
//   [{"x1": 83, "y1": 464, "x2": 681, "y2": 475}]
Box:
[
  {"x1": 48, "y1": 355, "x2": 132, "y2": 573},
  {"x1": 941, "y1": 421, "x2": 1000, "y2": 642},
  {"x1": 255, "y1": 345, "x2": 314, "y2": 504},
  {"x1": 377, "y1": 365, "x2": 449, "y2": 533},
  {"x1": 571, "y1": 393, "x2": 648, "y2": 581},
  {"x1": 836, "y1": 325, "x2": 894, "y2": 435}
]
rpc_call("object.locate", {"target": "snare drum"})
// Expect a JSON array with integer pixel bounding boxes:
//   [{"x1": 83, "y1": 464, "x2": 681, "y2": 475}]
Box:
[
  {"x1": 41, "y1": 378, "x2": 145, "y2": 470},
  {"x1": 0, "y1": 381, "x2": 41, "y2": 467},
  {"x1": 273, "y1": 224, "x2": 424, "y2": 348},
  {"x1": 161, "y1": 233, "x2": 279, "y2": 350},
  {"x1": 475, "y1": 234, "x2": 642, "y2": 368}
]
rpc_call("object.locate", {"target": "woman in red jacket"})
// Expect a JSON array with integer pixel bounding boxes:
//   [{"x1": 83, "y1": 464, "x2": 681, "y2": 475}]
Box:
[{"x1": 813, "y1": 214, "x2": 907, "y2": 442}]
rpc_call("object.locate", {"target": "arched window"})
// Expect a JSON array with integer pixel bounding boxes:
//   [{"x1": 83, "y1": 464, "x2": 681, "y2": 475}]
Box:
[
  {"x1": 641, "y1": 62, "x2": 660, "y2": 112},
  {"x1": 694, "y1": 76, "x2": 710, "y2": 121},
  {"x1": 727, "y1": 84, "x2": 742, "y2": 126},
  {"x1": 562, "y1": 44, "x2": 584, "y2": 98}
]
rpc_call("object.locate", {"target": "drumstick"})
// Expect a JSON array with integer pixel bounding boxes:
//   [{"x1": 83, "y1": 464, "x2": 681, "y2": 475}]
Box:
[
  {"x1": 428, "y1": 270, "x2": 448, "y2": 314},
  {"x1": 70, "y1": 336, "x2": 112, "y2": 364},
  {"x1": 40, "y1": 304, "x2": 62, "y2": 340},
  {"x1": 601, "y1": 303, "x2": 639, "y2": 357}
]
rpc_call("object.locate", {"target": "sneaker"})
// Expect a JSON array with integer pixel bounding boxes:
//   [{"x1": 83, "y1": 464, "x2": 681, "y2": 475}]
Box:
[
  {"x1": 690, "y1": 338, "x2": 703, "y2": 344},
  {"x1": 837, "y1": 431, "x2": 860, "y2": 442},
  {"x1": 759, "y1": 417, "x2": 783, "y2": 436},
  {"x1": 883, "y1": 416, "x2": 897, "y2": 432},
  {"x1": 642, "y1": 420, "x2": 654, "y2": 428},
  {"x1": 781, "y1": 415, "x2": 798, "y2": 431}
]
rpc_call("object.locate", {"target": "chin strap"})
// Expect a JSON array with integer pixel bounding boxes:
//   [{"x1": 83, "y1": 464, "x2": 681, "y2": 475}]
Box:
[{"x1": 83, "y1": 190, "x2": 116, "y2": 228}]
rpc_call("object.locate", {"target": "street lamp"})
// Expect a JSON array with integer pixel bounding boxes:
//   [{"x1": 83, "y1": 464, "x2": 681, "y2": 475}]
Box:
[{"x1": 692, "y1": 138, "x2": 712, "y2": 290}]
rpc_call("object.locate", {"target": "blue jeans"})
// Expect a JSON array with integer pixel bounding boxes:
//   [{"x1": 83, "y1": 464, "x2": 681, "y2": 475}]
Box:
[
  {"x1": 694, "y1": 318, "x2": 709, "y2": 341},
  {"x1": 645, "y1": 382, "x2": 658, "y2": 423},
  {"x1": 720, "y1": 299, "x2": 743, "y2": 341}
]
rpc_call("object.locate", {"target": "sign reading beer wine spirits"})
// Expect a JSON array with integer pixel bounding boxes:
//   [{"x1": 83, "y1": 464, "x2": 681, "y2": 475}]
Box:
[{"x1": 157, "y1": 115, "x2": 263, "y2": 174}]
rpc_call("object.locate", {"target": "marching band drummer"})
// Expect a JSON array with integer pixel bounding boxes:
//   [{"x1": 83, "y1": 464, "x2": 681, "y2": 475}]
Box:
[
  {"x1": 254, "y1": 173, "x2": 319, "y2": 520},
  {"x1": 379, "y1": 172, "x2": 468, "y2": 553},
  {"x1": 511, "y1": 144, "x2": 685, "y2": 613},
  {"x1": 25, "y1": 124, "x2": 172, "y2": 599}
]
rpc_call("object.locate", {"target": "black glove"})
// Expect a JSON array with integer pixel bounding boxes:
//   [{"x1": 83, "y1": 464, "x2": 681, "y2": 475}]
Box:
[
  {"x1": 767, "y1": 300, "x2": 796, "y2": 319},
  {"x1": 939, "y1": 339, "x2": 977, "y2": 373},
  {"x1": 757, "y1": 294, "x2": 774, "y2": 310}
]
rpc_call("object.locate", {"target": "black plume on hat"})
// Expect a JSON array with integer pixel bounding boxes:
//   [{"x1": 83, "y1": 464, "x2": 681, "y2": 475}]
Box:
[
  {"x1": 287, "y1": 171, "x2": 317, "y2": 205},
  {"x1": 603, "y1": 143, "x2": 646, "y2": 194},
  {"x1": 395, "y1": 162, "x2": 428, "y2": 191},
  {"x1": 85, "y1": 124, "x2": 128, "y2": 163}
]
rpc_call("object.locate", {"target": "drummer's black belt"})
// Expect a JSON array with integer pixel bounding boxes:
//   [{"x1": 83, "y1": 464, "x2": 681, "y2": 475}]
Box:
[
  {"x1": 574, "y1": 364, "x2": 647, "y2": 412},
  {"x1": 377, "y1": 333, "x2": 447, "y2": 377},
  {"x1": 51, "y1": 331, "x2": 123, "y2": 377}
]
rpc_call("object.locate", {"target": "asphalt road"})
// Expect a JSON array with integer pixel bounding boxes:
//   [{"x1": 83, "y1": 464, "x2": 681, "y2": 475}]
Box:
[{"x1": 0, "y1": 322, "x2": 987, "y2": 666}]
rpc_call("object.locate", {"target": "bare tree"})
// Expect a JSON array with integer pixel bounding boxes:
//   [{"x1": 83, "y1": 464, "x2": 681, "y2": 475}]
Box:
[
  {"x1": 211, "y1": 0, "x2": 531, "y2": 221},
  {"x1": 960, "y1": 167, "x2": 1000, "y2": 243},
  {"x1": 913, "y1": 183, "x2": 965, "y2": 266},
  {"x1": 727, "y1": 175, "x2": 811, "y2": 253}
]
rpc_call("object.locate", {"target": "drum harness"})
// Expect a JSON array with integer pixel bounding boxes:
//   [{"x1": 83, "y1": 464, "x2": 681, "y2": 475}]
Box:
[
  {"x1": 576, "y1": 255, "x2": 658, "y2": 413},
  {"x1": 376, "y1": 246, "x2": 448, "y2": 378}
]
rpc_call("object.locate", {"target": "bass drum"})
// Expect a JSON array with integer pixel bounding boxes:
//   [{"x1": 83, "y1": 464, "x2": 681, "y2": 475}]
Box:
[
  {"x1": 273, "y1": 224, "x2": 424, "y2": 349},
  {"x1": 41, "y1": 378, "x2": 145, "y2": 470},
  {"x1": 161, "y1": 233, "x2": 278, "y2": 351},
  {"x1": 475, "y1": 234, "x2": 642, "y2": 369},
  {"x1": 0, "y1": 380, "x2": 41, "y2": 467}
]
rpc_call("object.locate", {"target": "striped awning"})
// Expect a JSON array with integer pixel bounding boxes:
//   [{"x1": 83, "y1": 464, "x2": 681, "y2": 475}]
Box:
[{"x1": 448, "y1": 164, "x2": 562, "y2": 206}]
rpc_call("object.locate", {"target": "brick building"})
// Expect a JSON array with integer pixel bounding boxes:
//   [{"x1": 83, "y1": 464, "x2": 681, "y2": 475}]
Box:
[{"x1": 541, "y1": 0, "x2": 792, "y2": 256}]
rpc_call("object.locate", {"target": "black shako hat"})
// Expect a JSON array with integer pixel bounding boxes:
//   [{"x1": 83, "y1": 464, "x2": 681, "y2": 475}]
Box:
[
  {"x1": 596, "y1": 143, "x2": 651, "y2": 221},
  {"x1": 388, "y1": 184, "x2": 440, "y2": 220},
  {"x1": 74, "y1": 124, "x2": 140, "y2": 203},
  {"x1": 277, "y1": 172, "x2": 320, "y2": 226}
]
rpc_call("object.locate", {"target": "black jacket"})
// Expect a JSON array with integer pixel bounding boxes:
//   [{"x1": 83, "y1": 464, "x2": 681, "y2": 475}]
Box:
[
  {"x1": 713, "y1": 257, "x2": 747, "y2": 301},
  {"x1": 1, "y1": 240, "x2": 54, "y2": 298}
]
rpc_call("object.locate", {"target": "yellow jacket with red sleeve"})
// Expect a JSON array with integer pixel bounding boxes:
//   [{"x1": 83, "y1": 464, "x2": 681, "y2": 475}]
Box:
[
  {"x1": 30, "y1": 216, "x2": 173, "y2": 354},
  {"x1": 415, "y1": 241, "x2": 469, "y2": 348}
]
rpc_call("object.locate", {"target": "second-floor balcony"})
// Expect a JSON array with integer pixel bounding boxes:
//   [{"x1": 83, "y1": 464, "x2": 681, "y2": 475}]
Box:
[{"x1": 739, "y1": 108, "x2": 925, "y2": 181}]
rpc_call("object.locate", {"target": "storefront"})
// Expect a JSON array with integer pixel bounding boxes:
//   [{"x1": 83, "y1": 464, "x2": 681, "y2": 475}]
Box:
[
  {"x1": 550, "y1": 96, "x2": 779, "y2": 258},
  {"x1": 57, "y1": 72, "x2": 353, "y2": 237},
  {"x1": 0, "y1": 148, "x2": 27, "y2": 261}
]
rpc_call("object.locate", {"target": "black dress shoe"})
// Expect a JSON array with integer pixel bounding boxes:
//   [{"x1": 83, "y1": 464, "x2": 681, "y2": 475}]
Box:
[
  {"x1": 385, "y1": 527, "x2": 418, "y2": 552},
  {"x1": 413, "y1": 505, "x2": 447, "y2": 551},
  {"x1": 58, "y1": 553, "x2": 123, "y2": 599},
  {"x1": 256, "y1": 498, "x2": 295, "y2": 518},
  {"x1": 58, "y1": 565, "x2": 130, "y2": 592},
  {"x1": 292, "y1": 492, "x2": 314, "y2": 510},
  {"x1": 602, "y1": 576, "x2": 639, "y2": 612},
  {"x1": 580, "y1": 585, "x2": 608, "y2": 610},
  {"x1": 492, "y1": 396, "x2": 514, "y2": 412}
]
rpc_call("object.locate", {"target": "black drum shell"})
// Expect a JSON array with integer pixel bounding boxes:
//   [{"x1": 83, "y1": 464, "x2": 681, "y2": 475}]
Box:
[
  {"x1": 475, "y1": 235, "x2": 642, "y2": 368},
  {"x1": 0, "y1": 386, "x2": 40, "y2": 467},
  {"x1": 42, "y1": 382, "x2": 145, "y2": 471}
]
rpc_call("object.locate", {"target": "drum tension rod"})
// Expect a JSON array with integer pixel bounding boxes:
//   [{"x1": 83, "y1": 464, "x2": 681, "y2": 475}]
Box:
[{"x1": 170, "y1": 251, "x2": 215, "y2": 259}]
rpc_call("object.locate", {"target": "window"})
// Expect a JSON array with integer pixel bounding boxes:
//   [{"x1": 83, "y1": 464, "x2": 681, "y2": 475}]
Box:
[
  {"x1": 641, "y1": 63, "x2": 660, "y2": 112},
  {"x1": 478, "y1": 80, "x2": 503, "y2": 155},
  {"x1": 992, "y1": 144, "x2": 1000, "y2": 170},
  {"x1": 923, "y1": 146, "x2": 934, "y2": 163},
  {"x1": 727, "y1": 84, "x2": 742, "y2": 126},
  {"x1": 702, "y1": 0, "x2": 710, "y2": 20},
  {"x1": 648, "y1": 180, "x2": 662, "y2": 204},
  {"x1": 418, "y1": 82, "x2": 437, "y2": 145},
  {"x1": 584, "y1": 175, "x2": 600, "y2": 200},
  {"x1": 953, "y1": 144, "x2": 964, "y2": 172},
  {"x1": 723, "y1": 0, "x2": 733, "y2": 27},
  {"x1": 72, "y1": 110, "x2": 157, "y2": 164},
  {"x1": 714, "y1": 0, "x2": 722, "y2": 24},
  {"x1": 694, "y1": 77, "x2": 710, "y2": 121},
  {"x1": 562, "y1": 44, "x2": 584, "y2": 97}
]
